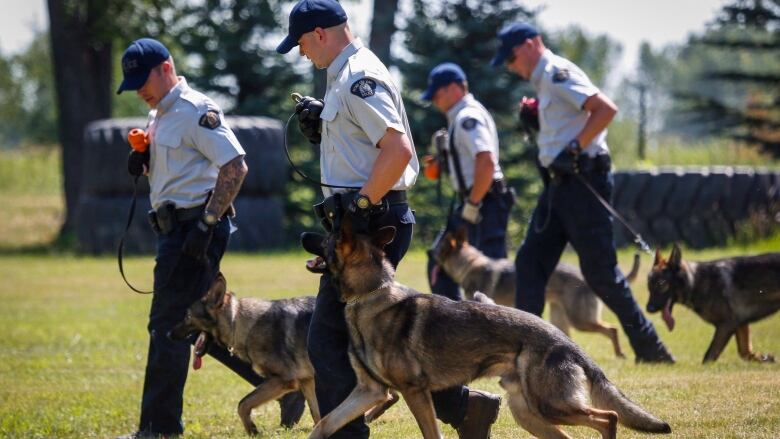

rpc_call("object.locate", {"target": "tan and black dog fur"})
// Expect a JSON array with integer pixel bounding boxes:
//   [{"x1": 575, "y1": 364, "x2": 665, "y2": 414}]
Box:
[
  {"x1": 169, "y1": 274, "x2": 320, "y2": 435},
  {"x1": 647, "y1": 244, "x2": 780, "y2": 363},
  {"x1": 431, "y1": 228, "x2": 638, "y2": 358},
  {"x1": 302, "y1": 218, "x2": 671, "y2": 439}
]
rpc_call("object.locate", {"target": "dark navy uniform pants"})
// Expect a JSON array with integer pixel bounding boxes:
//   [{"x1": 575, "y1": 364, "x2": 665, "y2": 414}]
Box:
[
  {"x1": 514, "y1": 169, "x2": 665, "y2": 358},
  {"x1": 428, "y1": 189, "x2": 514, "y2": 300},
  {"x1": 308, "y1": 203, "x2": 469, "y2": 439},
  {"x1": 139, "y1": 216, "x2": 284, "y2": 435}
]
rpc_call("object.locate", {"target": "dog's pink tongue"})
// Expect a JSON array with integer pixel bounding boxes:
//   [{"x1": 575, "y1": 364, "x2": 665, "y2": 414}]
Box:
[
  {"x1": 430, "y1": 265, "x2": 440, "y2": 286},
  {"x1": 662, "y1": 300, "x2": 676, "y2": 331},
  {"x1": 193, "y1": 332, "x2": 207, "y2": 370},
  {"x1": 306, "y1": 256, "x2": 325, "y2": 270}
]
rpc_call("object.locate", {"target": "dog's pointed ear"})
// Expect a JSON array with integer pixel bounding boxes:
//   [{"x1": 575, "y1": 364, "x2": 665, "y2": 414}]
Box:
[
  {"x1": 301, "y1": 232, "x2": 326, "y2": 258},
  {"x1": 654, "y1": 249, "x2": 664, "y2": 267},
  {"x1": 669, "y1": 243, "x2": 682, "y2": 267},
  {"x1": 206, "y1": 272, "x2": 227, "y2": 308},
  {"x1": 454, "y1": 225, "x2": 468, "y2": 245},
  {"x1": 373, "y1": 226, "x2": 396, "y2": 248}
]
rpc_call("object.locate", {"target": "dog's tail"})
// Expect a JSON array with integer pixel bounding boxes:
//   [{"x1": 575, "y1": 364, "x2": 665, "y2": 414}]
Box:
[
  {"x1": 623, "y1": 252, "x2": 641, "y2": 284},
  {"x1": 584, "y1": 361, "x2": 671, "y2": 433}
]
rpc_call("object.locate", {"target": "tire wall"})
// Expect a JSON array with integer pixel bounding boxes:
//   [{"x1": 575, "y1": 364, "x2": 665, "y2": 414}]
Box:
[
  {"x1": 76, "y1": 116, "x2": 287, "y2": 254},
  {"x1": 612, "y1": 167, "x2": 780, "y2": 249}
]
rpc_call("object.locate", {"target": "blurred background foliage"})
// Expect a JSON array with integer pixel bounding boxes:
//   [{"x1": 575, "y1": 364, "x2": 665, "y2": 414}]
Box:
[{"x1": 0, "y1": 0, "x2": 778, "y2": 250}]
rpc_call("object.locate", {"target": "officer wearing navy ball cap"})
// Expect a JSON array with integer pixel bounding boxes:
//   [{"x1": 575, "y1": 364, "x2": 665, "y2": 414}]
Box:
[{"x1": 492, "y1": 23, "x2": 676, "y2": 364}]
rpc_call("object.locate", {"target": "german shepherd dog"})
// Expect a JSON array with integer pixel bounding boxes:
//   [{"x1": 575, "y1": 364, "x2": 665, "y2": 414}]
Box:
[
  {"x1": 430, "y1": 228, "x2": 638, "y2": 358},
  {"x1": 169, "y1": 274, "x2": 320, "y2": 435},
  {"x1": 302, "y1": 218, "x2": 671, "y2": 439},
  {"x1": 647, "y1": 244, "x2": 780, "y2": 363}
]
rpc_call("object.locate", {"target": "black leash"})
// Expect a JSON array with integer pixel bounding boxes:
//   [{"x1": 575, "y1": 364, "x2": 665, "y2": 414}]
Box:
[
  {"x1": 574, "y1": 173, "x2": 653, "y2": 256},
  {"x1": 284, "y1": 94, "x2": 360, "y2": 191},
  {"x1": 117, "y1": 176, "x2": 154, "y2": 294}
]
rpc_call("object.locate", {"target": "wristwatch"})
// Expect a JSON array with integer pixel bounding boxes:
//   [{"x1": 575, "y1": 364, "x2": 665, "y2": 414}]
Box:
[
  {"x1": 355, "y1": 194, "x2": 372, "y2": 211},
  {"x1": 567, "y1": 139, "x2": 582, "y2": 153},
  {"x1": 203, "y1": 210, "x2": 219, "y2": 226}
]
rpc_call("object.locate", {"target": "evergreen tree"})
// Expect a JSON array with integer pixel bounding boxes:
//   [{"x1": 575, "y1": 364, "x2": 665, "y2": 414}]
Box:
[
  {"x1": 400, "y1": 0, "x2": 539, "y2": 244},
  {"x1": 672, "y1": 0, "x2": 780, "y2": 154},
  {"x1": 171, "y1": 0, "x2": 305, "y2": 117}
]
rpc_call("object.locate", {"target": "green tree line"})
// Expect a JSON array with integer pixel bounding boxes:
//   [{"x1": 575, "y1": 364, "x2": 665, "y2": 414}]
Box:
[{"x1": 0, "y1": 0, "x2": 776, "y2": 246}]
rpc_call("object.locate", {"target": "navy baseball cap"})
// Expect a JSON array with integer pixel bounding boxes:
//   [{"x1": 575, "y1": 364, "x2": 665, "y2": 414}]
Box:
[
  {"x1": 117, "y1": 38, "x2": 170, "y2": 94},
  {"x1": 490, "y1": 22, "x2": 540, "y2": 67},
  {"x1": 421, "y1": 63, "x2": 467, "y2": 101},
  {"x1": 276, "y1": 0, "x2": 348, "y2": 54}
]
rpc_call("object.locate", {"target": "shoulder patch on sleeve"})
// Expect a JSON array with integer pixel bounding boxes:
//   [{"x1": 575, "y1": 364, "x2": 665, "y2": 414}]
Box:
[
  {"x1": 552, "y1": 69, "x2": 570, "y2": 83},
  {"x1": 350, "y1": 78, "x2": 377, "y2": 99},
  {"x1": 198, "y1": 110, "x2": 221, "y2": 130},
  {"x1": 461, "y1": 117, "x2": 479, "y2": 131}
]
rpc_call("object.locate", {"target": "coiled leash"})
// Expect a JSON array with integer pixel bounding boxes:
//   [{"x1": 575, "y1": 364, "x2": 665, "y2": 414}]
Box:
[{"x1": 284, "y1": 93, "x2": 360, "y2": 191}]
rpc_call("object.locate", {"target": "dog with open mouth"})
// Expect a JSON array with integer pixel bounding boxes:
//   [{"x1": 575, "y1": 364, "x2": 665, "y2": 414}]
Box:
[
  {"x1": 302, "y1": 216, "x2": 671, "y2": 439},
  {"x1": 647, "y1": 244, "x2": 780, "y2": 363}
]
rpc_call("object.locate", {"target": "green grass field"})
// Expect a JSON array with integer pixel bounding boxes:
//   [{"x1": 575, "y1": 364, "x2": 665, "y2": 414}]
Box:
[
  {"x1": 1, "y1": 239, "x2": 779, "y2": 438},
  {"x1": 1, "y1": 146, "x2": 779, "y2": 437}
]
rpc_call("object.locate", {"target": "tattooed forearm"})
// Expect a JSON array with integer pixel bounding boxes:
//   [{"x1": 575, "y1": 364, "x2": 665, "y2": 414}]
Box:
[{"x1": 206, "y1": 155, "x2": 248, "y2": 217}]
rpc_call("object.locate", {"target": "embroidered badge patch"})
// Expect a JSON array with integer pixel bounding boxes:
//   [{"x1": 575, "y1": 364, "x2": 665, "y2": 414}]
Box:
[
  {"x1": 350, "y1": 78, "x2": 377, "y2": 99},
  {"x1": 461, "y1": 117, "x2": 478, "y2": 131},
  {"x1": 553, "y1": 69, "x2": 570, "y2": 83},
  {"x1": 199, "y1": 110, "x2": 221, "y2": 130}
]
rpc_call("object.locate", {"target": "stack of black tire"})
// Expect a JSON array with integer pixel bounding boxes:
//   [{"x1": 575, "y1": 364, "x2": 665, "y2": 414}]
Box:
[
  {"x1": 76, "y1": 116, "x2": 287, "y2": 254},
  {"x1": 612, "y1": 167, "x2": 780, "y2": 249}
]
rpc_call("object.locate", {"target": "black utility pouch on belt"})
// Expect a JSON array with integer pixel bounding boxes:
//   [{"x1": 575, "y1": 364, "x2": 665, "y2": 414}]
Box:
[{"x1": 148, "y1": 202, "x2": 176, "y2": 235}]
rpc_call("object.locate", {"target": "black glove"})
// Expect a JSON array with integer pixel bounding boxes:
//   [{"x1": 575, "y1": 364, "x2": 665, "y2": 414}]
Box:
[
  {"x1": 127, "y1": 150, "x2": 150, "y2": 177},
  {"x1": 548, "y1": 142, "x2": 582, "y2": 179},
  {"x1": 518, "y1": 96, "x2": 540, "y2": 135},
  {"x1": 182, "y1": 220, "x2": 214, "y2": 261},
  {"x1": 295, "y1": 96, "x2": 324, "y2": 144},
  {"x1": 346, "y1": 195, "x2": 372, "y2": 235}
]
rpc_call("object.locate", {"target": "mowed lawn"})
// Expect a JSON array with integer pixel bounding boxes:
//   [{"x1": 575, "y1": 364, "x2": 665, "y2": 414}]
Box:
[{"x1": 1, "y1": 240, "x2": 780, "y2": 438}]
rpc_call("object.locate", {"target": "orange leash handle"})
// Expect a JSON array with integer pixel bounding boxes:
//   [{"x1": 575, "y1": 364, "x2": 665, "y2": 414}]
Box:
[{"x1": 128, "y1": 128, "x2": 149, "y2": 152}]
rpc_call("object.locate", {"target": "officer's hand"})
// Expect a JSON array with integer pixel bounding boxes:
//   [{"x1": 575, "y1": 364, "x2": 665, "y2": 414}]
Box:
[
  {"x1": 346, "y1": 197, "x2": 371, "y2": 235},
  {"x1": 127, "y1": 150, "x2": 150, "y2": 177},
  {"x1": 461, "y1": 200, "x2": 482, "y2": 224},
  {"x1": 548, "y1": 145, "x2": 581, "y2": 178},
  {"x1": 295, "y1": 96, "x2": 324, "y2": 144},
  {"x1": 518, "y1": 96, "x2": 540, "y2": 134},
  {"x1": 182, "y1": 220, "x2": 214, "y2": 262}
]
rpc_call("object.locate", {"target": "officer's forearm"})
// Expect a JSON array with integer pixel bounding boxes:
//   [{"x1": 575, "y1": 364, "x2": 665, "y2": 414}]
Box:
[
  {"x1": 361, "y1": 129, "x2": 413, "y2": 203},
  {"x1": 206, "y1": 155, "x2": 248, "y2": 217},
  {"x1": 468, "y1": 152, "x2": 495, "y2": 204},
  {"x1": 576, "y1": 93, "x2": 617, "y2": 147}
]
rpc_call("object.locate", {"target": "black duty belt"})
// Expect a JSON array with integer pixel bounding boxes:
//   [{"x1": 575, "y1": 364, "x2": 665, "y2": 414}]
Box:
[
  {"x1": 489, "y1": 179, "x2": 508, "y2": 194},
  {"x1": 313, "y1": 190, "x2": 407, "y2": 232},
  {"x1": 173, "y1": 204, "x2": 206, "y2": 222},
  {"x1": 148, "y1": 202, "x2": 205, "y2": 235},
  {"x1": 577, "y1": 153, "x2": 612, "y2": 174},
  {"x1": 464, "y1": 179, "x2": 508, "y2": 197},
  {"x1": 383, "y1": 190, "x2": 408, "y2": 205}
]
